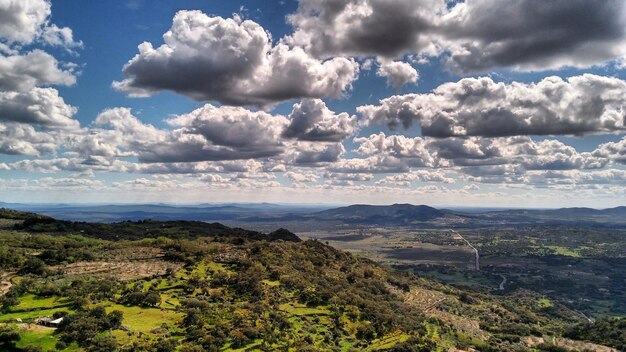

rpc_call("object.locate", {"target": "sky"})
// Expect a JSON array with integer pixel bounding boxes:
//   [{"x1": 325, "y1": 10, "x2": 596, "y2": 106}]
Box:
[{"x1": 1, "y1": 0, "x2": 626, "y2": 208}]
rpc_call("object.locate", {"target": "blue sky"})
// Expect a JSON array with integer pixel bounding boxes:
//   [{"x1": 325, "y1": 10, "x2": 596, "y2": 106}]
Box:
[{"x1": 1, "y1": 0, "x2": 626, "y2": 207}]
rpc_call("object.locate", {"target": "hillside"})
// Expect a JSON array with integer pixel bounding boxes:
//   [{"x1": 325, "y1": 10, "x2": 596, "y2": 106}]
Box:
[
  {"x1": 5, "y1": 203, "x2": 626, "y2": 228},
  {"x1": 312, "y1": 204, "x2": 454, "y2": 224},
  {"x1": 0, "y1": 209, "x2": 621, "y2": 351},
  {"x1": 13, "y1": 216, "x2": 301, "y2": 242}
]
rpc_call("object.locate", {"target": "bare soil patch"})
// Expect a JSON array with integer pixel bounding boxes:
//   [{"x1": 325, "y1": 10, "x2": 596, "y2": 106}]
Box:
[
  {"x1": 0, "y1": 271, "x2": 15, "y2": 297},
  {"x1": 52, "y1": 260, "x2": 183, "y2": 281}
]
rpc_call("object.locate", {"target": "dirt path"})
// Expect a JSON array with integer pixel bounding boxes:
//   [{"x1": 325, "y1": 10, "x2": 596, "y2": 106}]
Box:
[
  {"x1": 450, "y1": 229, "x2": 480, "y2": 270},
  {"x1": 498, "y1": 274, "x2": 507, "y2": 290},
  {"x1": 0, "y1": 271, "x2": 16, "y2": 297}
]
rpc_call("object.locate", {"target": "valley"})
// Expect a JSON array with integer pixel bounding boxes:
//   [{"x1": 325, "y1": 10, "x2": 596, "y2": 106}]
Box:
[
  {"x1": 303, "y1": 226, "x2": 626, "y2": 320},
  {"x1": 0, "y1": 207, "x2": 624, "y2": 351}
]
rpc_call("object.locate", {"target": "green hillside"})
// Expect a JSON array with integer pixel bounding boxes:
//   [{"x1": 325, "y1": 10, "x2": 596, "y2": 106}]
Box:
[{"x1": 0, "y1": 210, "x2": 621, "y2": 352}]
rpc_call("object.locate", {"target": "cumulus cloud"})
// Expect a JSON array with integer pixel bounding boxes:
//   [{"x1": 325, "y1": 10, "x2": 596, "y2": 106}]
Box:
[
  {"x1": 40, "y1": 24, "x2": 83, "y2": 51},
  {"x1": 324, "y1": 172, "x2": 374, "y2": 182},
  {"x1": 376, "y1": 170, "x2": 454, "y2": 186},
  {"x1": 0, "y1": 0, "x2": 81, "y2": 48},
  {"x1": 282, "y1": 99, "x2": 357, "y2": 142},
  {"x1": 291, "y1": 142, "x2": 345, "y2": 165},
  {"x1": 0, "y1": 50, "x2": 77, "y2": 92},
  {"x1": 0, "y1": 87, "x2": 78, "y2": 128},
  {"x1": 350, "y1": 133, "x2": 605, "y2": 178},
  {"x1": 354, "y1": 133, "x2": 437, "y2": 167},
  {"x1": 285, "y1": 171, "x2": 319, "y2": 183},
  {"x1": 463, "y1": 168, "x2": 626, "y2": 187},
  {"x1": 57, "y1": 101, "x2": 359, "y2": 168},
  {"x1": 0, "y1": 123, "x2": 58, "y2": 156},
  {"x1": 88, "y1": 106, "x2": 287, "y2": 163},
  {"x1": 359, "y1": 75, "x2": 626, "y2": 137},
  {"x1": 162, "y1": 104, "x2": 288, "y2": 161},
  {"x1": 529, "y1": 169, "x2": 626, "y2": 186},
  {"x1": 327, "y1": 156, "x2": 411, "y2": 174},
  {"x1": 376, "y1": 60, "x2": 419, "y2": 90},
  {"x1": 286, "y1": 0, "x2": 442, "y2": 58},
  {"x1": 113, "y1": 11, "x2": 359, "y2": 107},
  {"x1": 287, "y1": 0, "x2": 626, "y2": 72},
  {"x1": 0, "y1": 0, "x2": 51, "y2": 44},
  {"x1": 0, "y1": 1, "x2": 81, "y2": 157},
  {"x1": 593, "y1": 136, "x2": 626, "y2": 164},
  {"x1": 441, "y1": 0, "x2": 626, "y2": 73}
]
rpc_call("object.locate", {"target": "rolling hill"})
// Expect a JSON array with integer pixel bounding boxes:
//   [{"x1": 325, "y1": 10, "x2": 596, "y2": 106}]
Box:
[{"x1": 0, "y1": 208, "x2": 621, "y2": 351}]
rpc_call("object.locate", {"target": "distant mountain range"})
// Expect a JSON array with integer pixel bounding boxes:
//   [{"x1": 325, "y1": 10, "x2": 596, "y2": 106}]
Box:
[
  {"x1": 0, "y1": 202, "x2": 328, "y2": 222},
  {"x1": 310, "y1": 204, "x2": 454, "y2": 224},
  {"x1": 2, "y1": 202, "x2": 626, "y2": 228}
]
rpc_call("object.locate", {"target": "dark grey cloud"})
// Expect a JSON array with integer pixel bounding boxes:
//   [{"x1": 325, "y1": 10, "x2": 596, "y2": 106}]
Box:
[
  {"x1": 443, "y1": 0, "x2": 626, "y2": 73},
  {"x1": 287, "y1": 0, "x2": 626, "y2": 72},
  {"x1": 287, "y1": 0, "x2": 440, "y2": 58},
  {"x1": 114, "y1": 11, "x2": 359, "y2": 107},
  {"x1": 359, "y1": 75, "x2": 626, "y2": 138}
]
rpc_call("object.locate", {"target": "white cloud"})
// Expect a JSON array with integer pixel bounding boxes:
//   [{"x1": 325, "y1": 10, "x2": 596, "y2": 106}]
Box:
[
  {"x1": 85, "y1": 105, "x2": 289, "y2": 163},
  {"x1": 282, "y1": 99, "x2": 357, "y2": 142},
  {"x1": 324, "y1": 172, "x2": 374, "y2": 182},
  {"x1": 327, "y1": 156, "x2": 411, "y2": 174},
  {"x1": 113, "y1": 11, "x2": 359, "y2": 107},
  {"x1": 40, "y1": 24, "x2": 83, "y2": 51},
  {"x1": 375, "y1": 170, "x2": 454, "y2": 186},
  {"x1": 290, "y1": 141, "x2": 345, "y2": 165},
  {"x1": 285, "y1": 171, "x2": 319, "y2": 183},
  {"x1": 376, "y1": 59, "x2": 419, "y2": 90},
  {"x1": 0, "y1": 0, "x2": 81, "y2": 48},
  {"x1": 593, "y1": 135, "x2": 626, "y2": 164},
  {"x1": 0, "y1": 87, "x2": 78, "y2": 128},
  {"x1": 354, "y1": 133, "x2": 437, "y2": 167},
  {"x1": 0, "y1": 50, "x2": 77, "y2": 92},
  {"x1": 161, "y1": 104, "x2": 289, "y2": 162},
  {"x1": 0, "y1": 122, "x2": 58, "y2": 156},
  {"x1": 359, "y1": 75, "x2": 626, "y2": 137}
]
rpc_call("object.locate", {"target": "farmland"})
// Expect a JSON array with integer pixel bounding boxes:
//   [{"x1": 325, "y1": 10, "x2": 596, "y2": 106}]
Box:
[{"x1": 307, "y1": 226, "x2": 626, "y2": 319}]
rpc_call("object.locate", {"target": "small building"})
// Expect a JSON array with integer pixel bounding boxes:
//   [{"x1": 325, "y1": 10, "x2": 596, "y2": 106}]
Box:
[
  {"x1": 34, "y1": 317, "x2": 52, "y2": 326},
  {"x1": 35, "y1": 316, "x2": 63, "y2": 327},
  {"x1": 49, "y1": 317, "x2": 64, "y2": 326}
]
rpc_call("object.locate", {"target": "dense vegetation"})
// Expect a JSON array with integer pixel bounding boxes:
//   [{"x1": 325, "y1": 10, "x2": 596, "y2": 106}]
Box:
[
  {"x1": 564, "y1": 318, "x2": 625, "y2": 351},
  {"x1": 13, "y1": 215, "x2": 301, "y2": 242},
  {"x1": 323, "y1": 225, "x2": 626, "y2": 319},
  {"x1": 0, "y1": 210, "x2": 621, "y2": 351}
]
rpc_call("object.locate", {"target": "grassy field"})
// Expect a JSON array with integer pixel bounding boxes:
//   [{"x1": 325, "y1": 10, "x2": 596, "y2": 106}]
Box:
[{"x1": 104, "y1": 303, "x2": 183, "y2": 334}]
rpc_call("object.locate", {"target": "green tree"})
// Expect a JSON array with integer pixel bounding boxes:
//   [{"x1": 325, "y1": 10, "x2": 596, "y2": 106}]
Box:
[
  {"x1": 20, "y1": 256, "x2": 47, "y2": 275},
  {"x1": 0, "y1": 324, "x2": 20, "y2": 349}
]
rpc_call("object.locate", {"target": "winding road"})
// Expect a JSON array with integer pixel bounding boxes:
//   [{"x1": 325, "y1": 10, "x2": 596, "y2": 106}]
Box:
[
  {"x1": 498, "y1": 274, "x2": 507, "y2": 290},
  {"x1": 450, "y1": 229, "x2": 480, "y2": 271}
]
